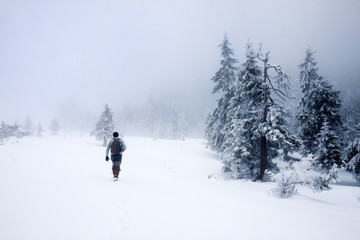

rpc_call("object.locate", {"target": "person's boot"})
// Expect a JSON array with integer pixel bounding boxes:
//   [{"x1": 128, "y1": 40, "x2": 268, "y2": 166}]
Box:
[
  {"x1": 112, "y1": 166, "x2": 117, "y2": 178},
  {"x1": 115, "y1": 167, "x2": 121, "y2": 178}
]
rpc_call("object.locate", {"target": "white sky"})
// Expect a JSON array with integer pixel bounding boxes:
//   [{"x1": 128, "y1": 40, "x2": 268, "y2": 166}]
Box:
[{"x1": 1, "y1": 0, "x2": 360, "y2": 125}]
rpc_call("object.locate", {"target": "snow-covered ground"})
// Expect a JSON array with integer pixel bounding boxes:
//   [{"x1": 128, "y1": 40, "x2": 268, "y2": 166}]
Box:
[{"x1": 1, "y1": 134, "x2": 359, "y2": 240}]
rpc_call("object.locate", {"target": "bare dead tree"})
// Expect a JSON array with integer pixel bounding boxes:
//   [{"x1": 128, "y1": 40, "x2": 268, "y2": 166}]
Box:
[{"x1": 255, "y1": 46, "x2": 291, "y2": 181}]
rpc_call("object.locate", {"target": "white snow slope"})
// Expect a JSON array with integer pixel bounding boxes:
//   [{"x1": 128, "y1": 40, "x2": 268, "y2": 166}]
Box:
[{"x1": 1, "y1": 134, "x2": 360, "y2": 240}]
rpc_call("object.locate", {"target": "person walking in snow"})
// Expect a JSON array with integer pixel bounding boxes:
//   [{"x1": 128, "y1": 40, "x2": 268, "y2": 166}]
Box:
[{"x1": 105, "y1": 132, "x2": 126, "y2": 181}]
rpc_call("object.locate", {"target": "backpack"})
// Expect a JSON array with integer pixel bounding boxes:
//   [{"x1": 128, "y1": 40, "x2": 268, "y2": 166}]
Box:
[{"x1": 111, "y1": 138, "x2": 124, "y2": 154}]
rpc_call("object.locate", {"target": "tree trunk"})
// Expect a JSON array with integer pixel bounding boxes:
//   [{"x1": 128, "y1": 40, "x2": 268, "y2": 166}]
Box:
[
  {"x1": 259, "y1": 135, "x2": 267, "y2": 180},
  {"x1": 283, "y1": 148, "x2": 290, "y2": 161},
  {"x1": 257, "y1": 53, "x2": 269, "y2": 181},
  {"x1": 258, "y1": 97, "x2": 268, "y2": 181}
]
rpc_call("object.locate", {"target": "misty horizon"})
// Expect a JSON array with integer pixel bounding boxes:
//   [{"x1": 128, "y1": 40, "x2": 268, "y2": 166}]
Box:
[{"x1": 1, "y1": 0, "x2": 359, "y2": 131}]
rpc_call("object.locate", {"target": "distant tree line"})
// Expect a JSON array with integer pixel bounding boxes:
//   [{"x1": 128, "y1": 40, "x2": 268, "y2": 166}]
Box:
[
  {"x1": 115, "y1": 96, "x2": 189, "y2": 140},
  {"x1": 90, "y1": 100, "x2": 191, "y2": 146},
  {"x1": 0, "y1": 117, "x2": 61, "y2": 142},
  {"x1": 0, "y1": 122, "x2": 23, "y2": 142},
  {"x1": 205, "y1": 35, "x2": 360, "y2": 188}
]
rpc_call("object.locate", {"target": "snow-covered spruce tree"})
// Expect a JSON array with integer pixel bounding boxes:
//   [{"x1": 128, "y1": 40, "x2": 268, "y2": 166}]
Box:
[
  {"x1": 297, "y1": 49, "x2": 319, "y2": 155},
  {"x1": 205, "y1": 34, "x2": 237, "y2": 153},
  {"x1": 343, "y1": 138, "x2": 360, "y2": 181},
  {"x1": 221, "y1": 43, "x2": 263, "y2": 179},
  {"x1": 91, "y1": 104, "x2": 115, "y2": 146},
  {"x1": 253, "y1": 47, "x2": 299, "y2": 181},
  {"x1": 23, "y1": 116, "x2": 34, "y2": 136},
  {"x1": 221, "y1": 43, "x2": 299, "y2": 181},
  {"x1": 141, "y1": 95, "x2": 160, "y2": 138},
  {"x1": 168, "y1": 105, "x2": 187, "y2": 140},
  {"x1": 297, "y1": 49, "x2": 342, "y2": 160},
  {"x1": 49, "y1": 119, "x2": 60, "y2": 135},
  {"x1": 341, "y1": 90, "x2": 360, "y2": 144},
  {"x1": 315, "y1": 118, "x2": 342, "y2": 170},
  {"x1": 36, "y1": 124, "x2": 44, "y2": 137}
]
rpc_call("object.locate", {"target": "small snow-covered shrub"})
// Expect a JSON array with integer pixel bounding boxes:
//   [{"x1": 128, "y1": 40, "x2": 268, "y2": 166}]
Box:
[
  {"x1": 309, "y1": 176, "x2": 329, "y2": 192},
  {"x1": 0, "y1": 121, "x2": 23, "y2": 141},
  {"x1": 271, "y1": 169, "x2": 298, "y2": 198},
  {"x1": 272, "y1": 155, "x2": 339, "y2": 197},
  {"x1": 296, "y1": 156, "x2": 339, "y2": 193},
  {"x1": 307, "y1": 166, "x2": 339, "y2": 192}
]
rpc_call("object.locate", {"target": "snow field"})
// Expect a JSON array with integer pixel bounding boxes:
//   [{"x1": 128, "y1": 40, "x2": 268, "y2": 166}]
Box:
[{"x1": 0, "y1": 134, "x2": 360, "y2": 240}]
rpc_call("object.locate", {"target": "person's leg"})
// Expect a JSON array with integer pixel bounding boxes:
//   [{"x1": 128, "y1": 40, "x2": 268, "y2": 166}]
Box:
[
  {"x1": 113, "y1": 161, "x2": 121, "y2": 177},
  {"x1": 112, "y1": 161, "x2": 117, "y2": 177},
  {"x1": 111, "y1": 154, "x2": 122, "y2": 178}
]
